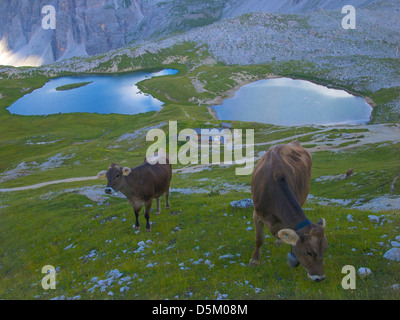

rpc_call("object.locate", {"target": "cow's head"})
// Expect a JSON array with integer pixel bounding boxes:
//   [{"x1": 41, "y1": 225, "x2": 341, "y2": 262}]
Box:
[
  {"x1": 97, "y1": 163, "x2": 131, "y2": 194},
  {"x1": 278, "y1": 218, "x2": 327, "y2": 281}
]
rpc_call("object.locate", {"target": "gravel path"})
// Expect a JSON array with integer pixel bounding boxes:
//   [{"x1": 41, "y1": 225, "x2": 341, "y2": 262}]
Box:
[
  {"x1": 0, "y1": 176, "x2": 98, "y2": 192},
  {"x1": 1, "y1": 124, "x2": 398, "y2": 192}
]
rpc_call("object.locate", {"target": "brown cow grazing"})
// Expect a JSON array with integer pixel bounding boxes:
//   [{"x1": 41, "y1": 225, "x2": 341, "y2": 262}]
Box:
[
  {"x1": 345, "y1": 168, "x2": 354, "y2": 179},
  {"x1": 97, "y1": 151, "x2": 172, "y2": 232},
  {"x1": 250, "y1": 141, "x2": 328, "y2": 282}
]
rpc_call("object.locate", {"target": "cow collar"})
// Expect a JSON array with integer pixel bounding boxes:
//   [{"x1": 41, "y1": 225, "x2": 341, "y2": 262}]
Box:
[{"x1": 294, "y1": 218, "x2": 311, "y2": 231}]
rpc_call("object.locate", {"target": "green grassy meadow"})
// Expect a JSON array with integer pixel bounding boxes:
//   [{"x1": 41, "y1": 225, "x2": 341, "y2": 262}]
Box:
[{"x1": 0, "y1": 49, "x2": 399, "y2": 300}]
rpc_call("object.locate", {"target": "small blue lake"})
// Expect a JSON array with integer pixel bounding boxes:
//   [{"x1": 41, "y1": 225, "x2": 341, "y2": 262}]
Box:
[
  {"x1": 7, "y1": 69, "x2": 178, "y2": 116},
  {"x1": 212, "y1": 78, "x2": 373, "y2": 126}
]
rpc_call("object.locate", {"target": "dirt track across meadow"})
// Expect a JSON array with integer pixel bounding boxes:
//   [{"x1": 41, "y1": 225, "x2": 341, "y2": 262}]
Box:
[
  {"x1": 1, "y1": 124, "x2": 399, "y2": 193},
  {"x1": 0, "y1": 176, "x2": 98, "y2": 192}
]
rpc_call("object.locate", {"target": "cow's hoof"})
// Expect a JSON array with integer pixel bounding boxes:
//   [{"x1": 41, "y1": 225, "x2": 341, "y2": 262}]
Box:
[
  {"x1": 156, "y1": 211, "x2": 161, "y2": 216},
  {"x1": 249, "y1": 259, "x2": 260, "y2": 267},
  {"x1": 146, "y1": 228, "x2": 151, "y2": 232},
  {"x1": 165, "y1": 205, "x2": 170, "y2": 210},
  {"x1": 135, "y1": 226, "x2": 140, "y2": 231}
]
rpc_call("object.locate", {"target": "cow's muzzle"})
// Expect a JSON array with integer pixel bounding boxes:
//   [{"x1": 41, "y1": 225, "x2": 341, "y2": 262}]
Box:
[
  {"x1": 104, "y1": 187, "x2": 114, "y2": 195},
  {"x1": 308, "y1": 274, "x2": 326, "y2": 282}
]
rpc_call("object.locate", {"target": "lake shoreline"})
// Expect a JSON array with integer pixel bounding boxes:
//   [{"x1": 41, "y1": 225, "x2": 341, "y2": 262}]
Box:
[
  {"x1": 209, "y1": 76, "x2": 374, "y2": 126},
  {"x1": 206, "y1": 73, "x2": 281, "y2": 109},
  {"x1": 7, "y1": 69, "x2": 178, "y2": 116},
  {"x1": 208, "y1": 74, "x2": 376, "y2": 123}
]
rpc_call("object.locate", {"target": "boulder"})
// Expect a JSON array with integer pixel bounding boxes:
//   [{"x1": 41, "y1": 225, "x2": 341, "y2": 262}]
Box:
[
  {"x1": 368, "y1": 215, "x2": 380, "y2": 223},
  {"x1": 391, "y1": 241, "x2": 400, "y2": 247},
  {"x1": 391, "y1": 284, "x2": 400, "y2": 291},
  {"x1": 230, "y1": 198, "x2": 254, "y2": 208},
  {"x1": 383, "y1": 248, "x2": 400, "y2": 262},
  {"x1": 357, "y1": 267, "x2": 372, "y2": 278}
]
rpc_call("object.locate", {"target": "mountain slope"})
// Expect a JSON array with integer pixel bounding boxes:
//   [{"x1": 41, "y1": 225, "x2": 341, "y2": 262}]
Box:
[
  {"x1": 222, "y1": 0, "x2": 380, "y2": 17},
  {"x1": 0, "y1": 0, "x2": 226, "y2": 67},
  {"x1": 0, "y1": 0, "x2": 384, "y2": 67}
]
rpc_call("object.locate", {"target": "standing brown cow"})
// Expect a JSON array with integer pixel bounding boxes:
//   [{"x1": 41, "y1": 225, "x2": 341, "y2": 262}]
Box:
[
  {"x1": 250, "y1": 141, "x2": 328, "y2": 281},
  {"x1": 345, "y1": 168, "x2": 354, "y2": 179},
  {"x1": 97, "y1": 152, "x2": 172, "y2": 232}
]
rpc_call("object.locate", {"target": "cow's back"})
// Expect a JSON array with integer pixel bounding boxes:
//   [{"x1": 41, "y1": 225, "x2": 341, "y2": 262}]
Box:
[
  {"x1": 251, "y1": 141, "x2": 312, "y2": 217},
  {"x1": 138, "y1": 153, "x2": 172, "y2": 197}
]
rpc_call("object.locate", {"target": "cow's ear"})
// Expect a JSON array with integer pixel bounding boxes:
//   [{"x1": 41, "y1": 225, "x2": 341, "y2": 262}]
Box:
[
  {"x1": 317, "y1": 218, "x2": 326, "y2": 228},
  {"x1": 122, "y1": 167, "x2": 131, "y2": 176},
  {"x1": 278, "y1": 229, "x2": 300, "y2": 246},
  {"x1": 97, "y1": 170, "x2": 107, "y2": 180}
]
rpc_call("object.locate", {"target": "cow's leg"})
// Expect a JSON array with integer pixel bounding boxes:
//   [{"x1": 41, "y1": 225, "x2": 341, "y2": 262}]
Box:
[
  {"x1": 249, "y1": 211, "x2": 265, "y2": 266},
  {"x1": 134, "y1": 207, "x2": 141, "y2": 230},
  {"x1": 144, "y1": 199, "x2": 152, "y2": 232},
  {"x1": 156, "y1": 197, "x2": 161, "y2": 215},
  {"x1": 165, "y1": 189, "x2": 170, "y2": 209}
]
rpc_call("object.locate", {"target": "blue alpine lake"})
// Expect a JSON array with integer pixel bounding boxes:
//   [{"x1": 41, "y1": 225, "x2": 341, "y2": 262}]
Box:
[
  {"x1": 7, "y1": 69, "x2": 178, "y2": 116},
  {"x1": 212, "y1": 78, "x2": 373, "y2": 126}
]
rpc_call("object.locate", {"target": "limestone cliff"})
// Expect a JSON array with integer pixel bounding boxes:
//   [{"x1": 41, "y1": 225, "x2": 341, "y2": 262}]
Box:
[{"x1": 0, "y1": 0, "x2": 225, "y2": 66}]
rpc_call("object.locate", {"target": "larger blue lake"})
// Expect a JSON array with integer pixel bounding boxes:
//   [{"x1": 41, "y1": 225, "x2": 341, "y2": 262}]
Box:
[
  {"x1": 212, "y1": 78, "x2": 373, "y2": 126},
  {"x1": 7, "y1": 69, "x2": 178, "y2": 116}
]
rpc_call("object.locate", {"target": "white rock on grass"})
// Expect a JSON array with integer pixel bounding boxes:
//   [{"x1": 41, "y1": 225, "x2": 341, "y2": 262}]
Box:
[
  {"x1": 383, "y1": 248, "x2": 400, "y2": 262},
  {"x1": 391, "y1": 284, "x2": 400, "y2": 291},
  {"x1": 120, "y1": 286, "x2": 129, "y2": 293},
  {"x1": 219, "y1": 254, "x2": 235, "y2": 259},
  {"x1": 368, "y1": 215, "x2": 380, "y2": 223},
  {"x1": 391, "y1": 241, "x2": 400, "y2": 247},
  {"x1": 107, "y1": 269, "x2": 123, "y2": 279},
  {"x1": 230, "y1": 199, "x2": 253, "y2": 208},
  {"x1": 357, "y1": 267, "x2": 372, "y2": 278},
  {"x1": 134, "y1": 240, "x2": 151, "y2": 253},
  {"x1": 137, "y1": 241, "x2": 146, "y2": 247},
  {"x1": 64, "y1": 243, "x2": 74, "y2": 250},
  {"x1": 146, "y1": 262, "x2": 158, "y2": 268}
]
